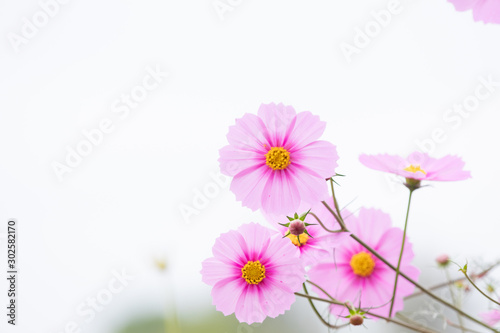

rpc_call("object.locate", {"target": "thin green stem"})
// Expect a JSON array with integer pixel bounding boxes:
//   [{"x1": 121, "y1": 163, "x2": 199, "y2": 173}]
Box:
[
  {"x1": 389, "y1": 189, "x2": 414, "y2": 317},
  {"x1": 463, "y1": 270, "x2": 500, "y2": 307},
  {"x1": 320, "y1": 201, "x2": 343, "y2": 228},
  {"x1": 350, "y1": 234, "x2": 499, "y2": 333},
  {"x1": 309, "y1": 212, "x2": 345, "y2": 233}
]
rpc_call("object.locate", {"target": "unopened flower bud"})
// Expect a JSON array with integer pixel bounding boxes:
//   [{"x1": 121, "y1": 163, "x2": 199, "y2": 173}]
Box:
[
  {"x1": 436, "y1": 254, "x2": 450, "y2": 267},
  {"x1": 350, "y1": 314, "x2": 364, "y2": 326},
  {"x1": 289, "y1": 220, "x2": 306, "y2": 236}
]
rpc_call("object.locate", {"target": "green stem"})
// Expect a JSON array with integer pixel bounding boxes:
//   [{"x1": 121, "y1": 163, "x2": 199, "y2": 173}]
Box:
[
  {"x1": 463, "y1": 270, "x2": 500, "y2": 307},
  {"x1": 389, "y1": 189, "x2": 414, "y2": 317},
  {"x1": 309, "y1": 212, "x2": 345, "y2": 233}
]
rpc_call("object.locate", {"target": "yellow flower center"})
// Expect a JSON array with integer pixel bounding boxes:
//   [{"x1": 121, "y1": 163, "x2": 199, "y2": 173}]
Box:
[
  {"x1": 287, "y1": 233, "x2": 309, "y2": 247},
  {"x1": 350, "y1": 252, "x2": 375, "y2": 277},
  {"x1": 265, "y1": 147, "x2": 291, "y2": 170},
  {"x1": 403, "y1": 164, "x2": 427, "y2": 175},
  {"x1": 241, "y1": 260, "x2": 266, "y2": 285}
]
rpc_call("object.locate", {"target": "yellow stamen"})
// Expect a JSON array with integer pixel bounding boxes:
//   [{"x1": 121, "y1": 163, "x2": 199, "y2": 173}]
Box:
[
  {"x1": 265, "y1": 147, "x2": 291, "y2": 170},
  {"x1": 350, "y1": 252, "x2": 375, "y2": 277},
  {"x1": 286, "y1": 233, "x2": 309, "y2": 247},
  {"x1": 241, "y1": 260, "x2": 266, "y2": 285},
  {"x1": 403, "y1": 164, "x2": 427, "y2": 175}
]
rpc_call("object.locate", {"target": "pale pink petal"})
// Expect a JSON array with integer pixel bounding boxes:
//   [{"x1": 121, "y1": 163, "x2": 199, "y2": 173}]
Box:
[
  {"x1": 286, "y1": 164, "x2": 330, "y2": 206},
  {"x1": 257, "y1": 103, "x2": 296, "y2": 147},
  {"x1": 448, "y1": 0, "x2": 480, "y2": 11},
  {"x1": 211, "y1": 229, "x2": 248, "y2": 266},
  {"x1": 237, "y1": 223, "x2": 273, "y2": 261},
  {"x1": 231, "y1": 165, "x2": 272, "y2": 211},
  {"x1": 350, "y1": 209, "x2": 392, "y2": 247},
  {"x1": 374, "y1": 227, "x2": 415, "y2": 266},
  {"x1": 226, "y1": 113, "x2": 270, "y2": 152},
  {"x1": 480, "y1": 309, "x2": 500, "y2": 326},
  {"x1": 259, "y1": 278, "x2": 298, "y2": 318},
  {"x1": 260, "y1": 169, "x2": 301, "y2": 215},
  {"x1": 474, "y1": 0, "x2": 500, "y2": 23},
  {"x1": 219, "y1": 145, "x2": 264, "y2": 176},
  {"x1": 285, "y1": 111, "x2": 327, "y2": 150},
  {"x1": 212, "y1": 277, "x2": 246, "y2": 316},
  {"x1": 201, "y1": 257, "x2": 240, "y2": 286},
  {"x1": 291, "y1": 140, "x2": 338, "y2": 179},
  {"x1": 359, "y1": 154, "x2": 407, "y2": 174},
  {"x1": 423, "y1": 155, "x2": 471, "y2": 181},
  {"x1": 262, "y1": 234, "x2": 301, "y2": 269},
  {"x1": 234, "y1": 285, "x2": 266, "y2": 324}
]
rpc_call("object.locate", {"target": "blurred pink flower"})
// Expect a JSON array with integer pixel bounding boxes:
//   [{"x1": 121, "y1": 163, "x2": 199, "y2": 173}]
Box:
[
  {"x1": 359, "y1": 152, "x2": 471, "y2": 182},
  {"x1": 448, "y1": 0, "x2": 500, "y2": 24},
  {"x1": 436, "y1": 254, "x2": 450, "y2": 266},
  {"x1": 201, "y1": 223, "x2": 305, "y2": 324},
  {"x1": 308, "y1": 208, "x2": 420, "y2": 319},
  {"x1": 480, "y1": 309, "x2": 500, "y2": 326},
  {"x1": 219, "y1": 103, "x2": 338, "y2": 215}
]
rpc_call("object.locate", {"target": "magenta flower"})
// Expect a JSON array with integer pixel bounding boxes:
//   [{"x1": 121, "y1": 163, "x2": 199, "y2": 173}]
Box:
[
  {"x1": 448, "y1": 0, "x2": 500, "y2": 24},
  {"x1": 201, "y1": 223, "x2": 306, "y2": 324},
  {"x1": 480, "y1": 309, "x2": 500, "y2": 326},
  {"x1": 219, "y1": 103, "x2": 338, "y2": 215},
  {"x1": 308, "y1": 208, "x2": 420, "y2": 319},
  {"x1": 359, "y1": 152, "x2": 471, "y2": 182}
]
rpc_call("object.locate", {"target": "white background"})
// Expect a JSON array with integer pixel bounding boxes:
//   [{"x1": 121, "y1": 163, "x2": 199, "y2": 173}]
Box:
[{"x1": 1, "y1": 0, "x2": 499, "y2": 332}]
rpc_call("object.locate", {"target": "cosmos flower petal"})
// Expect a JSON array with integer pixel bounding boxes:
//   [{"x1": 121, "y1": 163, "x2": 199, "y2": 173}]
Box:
[
  {"x1": 234, "y1": 285, "x2": 266, "y2": 324},
  {"x1": 359, "y1": 154, "x2": 406, "y2": 174},
  {"x1": 480, "y1": 309, "x2": 500, "y2": 326},
  {"x1": 292, "y1": 140, "x2": 338, "y2": 178},
  {"x1": 212, "y1": 277, "x2": 246, "y2": 316},
  {"x1": 238, "y1": 223, "x2": 273, "y2": 261},
  {"x1": 226, "y1": 113, "x2": 270, "y2": 152},
  {"x1": 257, "y1": 103, "x2": 296, "y2": 147},
  {"x1": 448, "y1": 0, "x2": 500, "y2": 23},
  {"x1": 286, "y1": 111, "x2": 327, "y2": 150},
  {"x1": 260, "y1": 169, "x2": 301, "y2": 215},
  {"x1": 231, "y1": 165, "x2": 272, "y2": 211},
  {"x1": 201, "y1": 257, "x2": 241, "y2": 286},
  {"x1": 473, "y1": 0, "x2": 500, "y2": 23},
  {"x1": 448, "y1": 0, "x2": 479, "y2": 11},
  {"x1": 219, "y1": 145, "x2": 264, "y2": 177},
  {"x1": 375, "y1": 228, "x2": 415, "y2": 265}
]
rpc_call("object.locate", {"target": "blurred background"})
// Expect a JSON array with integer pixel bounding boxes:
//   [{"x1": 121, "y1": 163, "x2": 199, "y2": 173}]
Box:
[{"x1": 1, "y1": 0, "x2": 500, "y2": 332}]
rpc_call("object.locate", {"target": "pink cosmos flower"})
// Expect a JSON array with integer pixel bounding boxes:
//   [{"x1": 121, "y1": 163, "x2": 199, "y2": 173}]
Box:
[
  {"x1": 219, "y1": 103, "x2": 338, "y2": 215},
  {"x1": 308, "y1": 208, "x2": 420, "y2": 319},
  {"x1": 201, "y1": 223, "x2": 306, "y2": 324},
  {"x1": 448, "y1": 0, "x2": 500, "y2": 24},
  {"x1": 265, "y1": 199, "x2": 351, "y2": 267},
  {"x1": 359, "y1": 152, "x2": 471, "y2": 182},
  {"x1": 480, "y1": 309, "x2": 500, "y2": 326}
]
